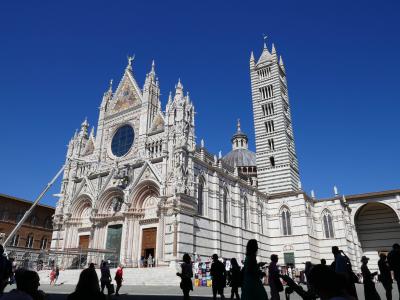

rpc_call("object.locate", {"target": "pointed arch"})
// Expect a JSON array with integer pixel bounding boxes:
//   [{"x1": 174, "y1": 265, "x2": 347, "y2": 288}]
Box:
[
  {"x1": 69, "y1": 194, "x2": 93, "y2": 217},
  {"x1": 280, "y1": 205, "x2": 292, "y2": 236},
  {"x1": 222, "y1": 187, "x2": 229, "y2": 223},
  {"x1": 322, "y1": 209, "x2": 335, "y2": 238},
  {"x1": 197, "y1": 175, "x2": 206, "y2": 216},
  {"x1": 243, "y1": 196, "x2": 250, "y2": 229},
  {"x1": 130, "y1": 180, "x2": 160, "y2": 210},
  {"x1": 97, "y1": 187, "x2": 125, "y2": 214}
]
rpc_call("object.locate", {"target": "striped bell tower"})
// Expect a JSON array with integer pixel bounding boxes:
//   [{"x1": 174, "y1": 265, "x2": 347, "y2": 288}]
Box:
[{"x1": 250, "y1": 40, "x2": 300, "y2": 194}]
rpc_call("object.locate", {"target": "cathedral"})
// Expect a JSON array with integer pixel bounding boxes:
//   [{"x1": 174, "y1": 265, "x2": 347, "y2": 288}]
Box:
[{"x1": 51, "y1": 42, "x2": 400, "y2": 272}]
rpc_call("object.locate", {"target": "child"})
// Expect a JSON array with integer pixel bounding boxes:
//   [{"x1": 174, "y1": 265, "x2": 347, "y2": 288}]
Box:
[{"x1": 49, "y1": 269, "x2": 56, "y2": 285}]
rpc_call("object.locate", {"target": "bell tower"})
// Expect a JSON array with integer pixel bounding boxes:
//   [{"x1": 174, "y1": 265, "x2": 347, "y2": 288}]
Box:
[{"x1": 250, "y1": 41, "x2": 300, "y2": 194}]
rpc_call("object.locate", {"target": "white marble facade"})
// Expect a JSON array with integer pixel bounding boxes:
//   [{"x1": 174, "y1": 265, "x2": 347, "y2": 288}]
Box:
[{"x1": 51, "y1": 44, "x2": 400, "y2": 272}]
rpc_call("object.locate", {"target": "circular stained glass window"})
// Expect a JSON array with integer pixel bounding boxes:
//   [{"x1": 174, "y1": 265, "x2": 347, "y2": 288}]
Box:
[{"x1": 111, "y1": 125, "x2": 134, "y2": 157}]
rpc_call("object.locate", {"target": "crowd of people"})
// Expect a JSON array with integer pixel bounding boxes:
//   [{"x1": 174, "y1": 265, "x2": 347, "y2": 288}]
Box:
[
  {"x1": 1, "y1": 241, "x2": 400, "y2": 299},
  {"x1": 176, "y1": 240, "x2": 400, "y2": 300}
]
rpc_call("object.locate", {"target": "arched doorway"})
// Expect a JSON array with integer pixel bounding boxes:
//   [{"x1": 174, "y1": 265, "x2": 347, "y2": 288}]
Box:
[{"x1": 355, "y1": 202, "x2": 400, "y2": 270}]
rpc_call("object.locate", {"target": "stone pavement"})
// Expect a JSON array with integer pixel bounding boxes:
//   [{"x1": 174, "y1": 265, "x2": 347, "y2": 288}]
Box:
[{"x1": 3, "y1": 282, "x2": 400, "y2": 299}]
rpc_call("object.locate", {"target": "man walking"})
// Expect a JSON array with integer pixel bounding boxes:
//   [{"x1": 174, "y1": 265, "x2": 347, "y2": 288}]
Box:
[{"x1": 210, "y1": 254, "x2": 226, "y2": 299}]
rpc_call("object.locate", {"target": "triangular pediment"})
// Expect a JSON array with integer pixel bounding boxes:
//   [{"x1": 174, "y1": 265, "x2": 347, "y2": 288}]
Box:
[
  {"x1": 132, "y1": 160, "x2": 162, "y2": 188},
  {"x1": 111, "y1": 71, "x2": 143, "y2": 113}
]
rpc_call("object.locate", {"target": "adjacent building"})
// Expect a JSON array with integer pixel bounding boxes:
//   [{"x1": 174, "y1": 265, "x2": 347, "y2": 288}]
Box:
[{"x1": 0, "y1": 193, "x2": 54, "y2": 264}]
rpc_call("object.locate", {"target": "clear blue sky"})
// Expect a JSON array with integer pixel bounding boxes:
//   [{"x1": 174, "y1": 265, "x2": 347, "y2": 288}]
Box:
[{"x1": 0, "y1": 0, "x2": 399, "y2": 207}]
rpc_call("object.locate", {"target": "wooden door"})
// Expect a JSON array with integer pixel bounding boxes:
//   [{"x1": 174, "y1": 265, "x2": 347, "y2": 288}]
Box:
[
  {"x1": 79, "y1": 235, "x2": 89, "y2": 249},
  {"x1": 141, "y1": 228, "x2": 157, "y2": 258}
]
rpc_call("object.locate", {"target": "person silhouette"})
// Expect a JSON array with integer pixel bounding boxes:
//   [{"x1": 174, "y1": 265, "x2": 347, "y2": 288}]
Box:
[
  {"x1": 331, "y1": 246, "x2": 358, "y2": 299},
  {"x1": 115, "y1": 264, "x2": 124, "y2": 296},
  {"x1": 0, "y1": 244, "x2": 12, "y2": 294},
  {"x1": 241, "y1": 239, "x2": 269, "y2": 300},
  {"x1": 100, "y1": 261, "x2": 112, "y2": 295},
  {"x1": 308, "y1": 264, "x2": 349, "y2": 300},
  {"x1": 210, "y1": 254, "x2": 226, "y2": 299},
  {"x1": 388, "y1": 243, "x2": 400, "y2": 298},
  {"x1": 361, "y1": 256, "x2": 380, "y2": 300},
  {"x1": 67, "y1": 267, "x2": 105, "y2": 300},
  {"x1": 378, "y1": 253, "x2": 392, "y2": 300},
  {"x1": 177, "y1": 253, "x2": 193, "y2": 300},
  {"x1": 269, "y1": 254, "x2": 282, "y2": 300},
  {"x1": 228, "y1": 258, "x2": 241, "y2": 300},
  {"x1": 2, "y1": 269, "x2": 46, "y2": 300}
]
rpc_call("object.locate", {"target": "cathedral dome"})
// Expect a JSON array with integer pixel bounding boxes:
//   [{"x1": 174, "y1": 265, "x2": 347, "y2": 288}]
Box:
[
  {"x1": 223, "y1": 148, "x2": 256, "y2": 167},
  {"x1": 222, "y1": 119, "x2": 257, "y2": 167}
]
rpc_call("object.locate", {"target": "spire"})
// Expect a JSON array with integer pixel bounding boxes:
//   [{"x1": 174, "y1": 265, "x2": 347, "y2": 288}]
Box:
[
  {"x1": 250, "y1": 51, "x2": 255, "y2": 62},
  {"x1": 167, "y1": 91, "x2": 172, "y2": 104},
  {"x1": 90, "y1": 126, "x2": 95, "y2": 137},
  {"x1": 79, "y1": 118, "x2": 89, "y2": 138},
  {"x1": 175, "y1": 78, "x2": 183, "y2": 98},
  {"x1": 271, "y1": 43, "x2": 276, "y2": 55},
  {"x1": 279, "y1": 55, "x2": 284, "y2": 66},
  {"x1": 237, "y1": 118, "x2": 241, "y2": 133},
  {"x1": 279, "y1": 55, "x2": 285, "y2": 72},
  {"x1": 151, "y1": 59, "x2": 155, "y2": 73}
]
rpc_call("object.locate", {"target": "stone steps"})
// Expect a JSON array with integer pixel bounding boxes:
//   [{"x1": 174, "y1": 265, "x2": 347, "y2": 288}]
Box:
[{"x1": 38, "y1": 266, "x2": 180, "y2": 286}]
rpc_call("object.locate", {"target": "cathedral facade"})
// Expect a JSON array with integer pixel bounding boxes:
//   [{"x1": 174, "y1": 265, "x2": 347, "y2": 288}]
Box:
[{"x1": 51, "y1": 42, "x2": 400, "y2": 271}]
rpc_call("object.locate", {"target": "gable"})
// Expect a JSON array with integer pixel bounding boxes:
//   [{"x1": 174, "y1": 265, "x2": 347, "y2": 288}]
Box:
[{"x1": 111, "y1": 73, "x2": 142, "y2": 113}]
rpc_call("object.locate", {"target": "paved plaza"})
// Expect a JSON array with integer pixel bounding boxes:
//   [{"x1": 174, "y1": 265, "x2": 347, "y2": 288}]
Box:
[{"x1": 4, "y1": 282, "x2": 399, "y2": 299}]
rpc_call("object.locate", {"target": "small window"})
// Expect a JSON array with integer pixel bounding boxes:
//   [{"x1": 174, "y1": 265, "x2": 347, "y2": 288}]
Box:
[
  {"x1": 25, "y1": 234, "x2": 34, "y2": 248},
  {"x1": 265, "y1": 120, "x2": 274, "y2": 133},
  {"x1": 30, "y1": 215, "x2": 38, "y2": 226},
  {"x1": 40, "y1": 237, "x2": 48, "y2": 250},
  {"x1": 44, "y1": 217, "x2": 52, "y2": 229},
  {"x1": 270, "y1": 156, "x2": 275, "y2": 167},
  {"x1": 268, "y1": 139, "x2": 275, "y2": 151},
  {"x1": 16, "y1": 212, "x2": 24, "y2": 223},
  {"x1": 11, "y1": 234, "x2": 19, "y2": 247}
]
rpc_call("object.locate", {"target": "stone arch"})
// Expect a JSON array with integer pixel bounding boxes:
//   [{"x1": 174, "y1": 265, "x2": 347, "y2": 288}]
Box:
[
  {"x1": 97, "y1": 187, "x2": 124, "y2": 214},
  {"x1": 355, "y1": 202, "x2": 400, "y2": 270},
  {"x1": 69, "y1": 194, "x2": 93, "y2": 218},
  {"x1": 130, "y1": 180, "x2": 160, "y2": 210}
]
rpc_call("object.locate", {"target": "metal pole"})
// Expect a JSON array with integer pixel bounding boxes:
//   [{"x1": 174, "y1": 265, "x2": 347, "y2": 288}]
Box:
[{"x1": 3, "y1": 163, "x2": 66, "y2": 248}]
